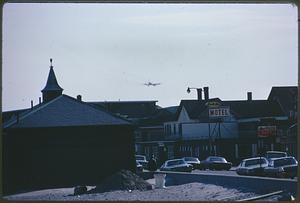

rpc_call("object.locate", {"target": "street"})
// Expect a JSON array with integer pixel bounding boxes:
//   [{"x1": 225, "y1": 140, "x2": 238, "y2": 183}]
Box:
[{"x1": 190, "y1": 168, "x2": 298, "y2": 181}]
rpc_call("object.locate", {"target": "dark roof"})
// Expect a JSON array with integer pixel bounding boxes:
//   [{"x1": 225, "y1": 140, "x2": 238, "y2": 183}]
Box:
[
  {"x1": 4, "y1": 95, "x2": 130, "y2": 129},
  {"x1": 222, "y1": 100, "x2": 285, "y2": 119},
  {"x1": 88, "y1": 101, "x2": 158, "y2": 119},
  {"x1": 41, "y1": 66, "x2": 63, "y2": 92},
  {"x1": 164, "y1": 106, "x2": 179, "y2": 114},
  {"x1": 176, "y1": 98, "x2": 285, "y2": 120},
  {"x1": 2, "y1": 108, "x2": 31, "y2": 123},
  {"x1": 267, "y1": 86, "x2": 297, "y2": 115},
  {"x1": 137, "y1": 107, "x2": 177, "y2": 126}
]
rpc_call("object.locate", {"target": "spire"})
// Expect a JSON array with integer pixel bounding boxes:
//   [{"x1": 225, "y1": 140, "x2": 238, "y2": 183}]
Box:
[{"x1": 41, "y1": 58, "x2": 63, "y2": 103}]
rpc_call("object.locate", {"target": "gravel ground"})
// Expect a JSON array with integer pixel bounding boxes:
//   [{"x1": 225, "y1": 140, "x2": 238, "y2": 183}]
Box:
[{"x1": 3, "y1": 180, "x2": 262, "y2": 201}]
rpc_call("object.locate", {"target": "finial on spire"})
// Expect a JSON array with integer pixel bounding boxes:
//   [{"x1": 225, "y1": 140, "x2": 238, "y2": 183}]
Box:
[{"x1": 50, "y1": 58, "x2": 53, "y2": 67}]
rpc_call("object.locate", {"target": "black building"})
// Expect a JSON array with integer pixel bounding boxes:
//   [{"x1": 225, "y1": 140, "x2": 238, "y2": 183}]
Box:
[{"x1": 2, "y1": 60, "x2": 135, "y2": 194}]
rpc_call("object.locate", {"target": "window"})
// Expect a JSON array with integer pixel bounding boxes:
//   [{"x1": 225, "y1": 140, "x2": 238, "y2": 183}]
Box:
[{"x1": 179, "y1": 124, "x2": 182, "y2": 135}]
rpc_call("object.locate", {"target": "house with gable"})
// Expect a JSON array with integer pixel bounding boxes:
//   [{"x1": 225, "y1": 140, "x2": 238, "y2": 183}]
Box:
[
  {"x1": 164, "y1": 87, "x2": 289, "y2": 163},
  {"x1": 2, "y1": 59, "x2": 135, "y2": 194}
]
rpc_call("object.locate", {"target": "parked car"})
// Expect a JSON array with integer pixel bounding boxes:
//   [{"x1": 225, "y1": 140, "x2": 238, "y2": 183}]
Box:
[
  {"x1": 264, "y1": 156, "x2": 298, "y2": 178},
  {"x1": 236, "y1": 157, "x2": 268, "y2": 176},
  {"x1": 136, "y1": 161, "x2": 143, "y2": 173},
  {"x1": 160, "y1": 159, "x2": 193, "y2": 172},
  {"x1": 200, "y1": 156, "x2": 232, "y2": 170},
  {"x1": 135, "y1": 155, "x2": 148, "y2": 169},
  {"x1": 183, "y1": 157, "x2": 201, "y2": 170},
  {"x1": 265, "y1": 151, "x2": 287, "y2": 162}
]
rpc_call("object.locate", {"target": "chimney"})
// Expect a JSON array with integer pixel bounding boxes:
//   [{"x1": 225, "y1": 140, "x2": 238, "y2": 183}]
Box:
[
  {"x1": 31, "y1": 100, "x2": 33, "y2": 109},
  {"x1": 247, "y1": 92, "x2": 252, "y2": 101},
  {"x1": 196, "y1": 88, "x2": 202, "y2": 101},
  {"x1": 204, "y1": 87, "x2": 209, "y2": 100},
  {"x1": 39, "y1": 97, "x2": 41, "y2": 105},
  {"x1": 77, "y1": 95, "x2": 82, "y2": 101}
]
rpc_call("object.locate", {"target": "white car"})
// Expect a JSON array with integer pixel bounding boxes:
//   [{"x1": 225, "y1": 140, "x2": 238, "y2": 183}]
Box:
[
  {"x1": 135, "y1": 155, "x2": 148, "y2": 169},
  {"x1": 183, "y1": 157, "x2": 201, "y2": 170},
  {"x1": 160, "y1": 159, "x2": 193, "y2": 172},
  {"x1": 236, "y1": 157, "x2": 268, "y2": 176},
  {"x1": 265, "y1": 151, "x2": 288, "y2": 162}
]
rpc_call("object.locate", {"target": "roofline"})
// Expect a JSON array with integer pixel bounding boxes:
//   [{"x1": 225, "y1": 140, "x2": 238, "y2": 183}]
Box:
[
  {"x1": 2, "y1": 108, "x2": 31, "y2": 114},
  {"x1": 3, "y1": 95, "x2": 64, "y2": 128},
  {"x1": 4, "y1": 94, "x2": 132, "y2": 128},
  {"x1": 88, "y1": 100, "x2": 158, "y2": 103},
  {"x1": 270, "y1": 86, "x2": 298, "y2": 89},
  {"x1": 237, "y1": 116, "x2": 288, "y2": 123}
]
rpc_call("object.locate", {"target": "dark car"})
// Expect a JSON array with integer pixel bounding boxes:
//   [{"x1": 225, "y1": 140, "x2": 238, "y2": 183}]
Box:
[
  {"x1": 236, "y1": 157, "x2": 268, "y2": 176},
  {"x1": 200, "y1": 156, "x2": 232, "y2": 170},
  {"x1": 264, "y1": 156, "x2": 298, "y2": 178},
  {"x1": 160, "y1": 159, "x2": 193, "y2": 172},
  {"x1": 135, "y1": 155, "x2": 148, "y2": 169},
  {"x1": 265, "y1": 151, "x2": 288, "y2": 162},
  {"x1": 183, "y1": 157, "x2": 201, "y2": 170}
]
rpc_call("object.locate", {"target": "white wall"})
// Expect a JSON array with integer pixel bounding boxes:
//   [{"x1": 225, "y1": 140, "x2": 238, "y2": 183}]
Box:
[
  {"x1": 182, "y1": 123, "x2": 209, "y2": 139},
  {"x1": 181, "y1": 122, "x2": 238, "y2": 140}
]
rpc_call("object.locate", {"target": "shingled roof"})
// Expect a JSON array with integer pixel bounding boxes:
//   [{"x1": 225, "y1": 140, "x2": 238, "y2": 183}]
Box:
[
  {"x1": 223, "y1": 100, "x2": 285, "y2": 119},
  {"x1": 4, "y1": 95, "x2": 130, "y2": 129},
  {"x1": 175, "y1": 98, "x2": 285, "y2": 121},
  {"x1": 88, "y1": 101, "x2": 158, "y2": 119},
  {"x1": 267, "y1": 86, "x2": 297, "y2": 115}
]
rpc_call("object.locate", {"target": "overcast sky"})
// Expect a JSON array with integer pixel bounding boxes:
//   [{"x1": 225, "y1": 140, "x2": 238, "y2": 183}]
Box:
[{"x1": 2, "y1": 3, "x2": 298, "y2": 111}]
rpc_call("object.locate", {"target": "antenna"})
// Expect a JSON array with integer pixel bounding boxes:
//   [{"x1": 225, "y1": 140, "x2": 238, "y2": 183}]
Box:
[{"x1": 50, "y1": 58, "x2": 53, "y2": 67}]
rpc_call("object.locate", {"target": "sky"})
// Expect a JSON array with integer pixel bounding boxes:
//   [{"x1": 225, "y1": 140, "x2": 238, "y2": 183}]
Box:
[{"x1": 2, "y1": 3, "x2": 298, "y2": 111}]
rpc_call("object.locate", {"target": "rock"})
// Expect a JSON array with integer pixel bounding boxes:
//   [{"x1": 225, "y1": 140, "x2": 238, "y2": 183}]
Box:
[
  {"x1": 88, "y1": 169, "x2": 153, "y2": 193},
  {"x1": 74, "y1": 185, "x2": 87, "y2": 195}
]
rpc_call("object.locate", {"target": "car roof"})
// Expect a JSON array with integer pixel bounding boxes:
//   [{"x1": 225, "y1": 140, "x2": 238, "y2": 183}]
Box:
[
  {"x1": 135, "y1": 155, "x2": 146, "y2": 158},
  {"x1": 208, "y1": 156, "x2": 225, "y2": 159},
  {"x1": 266, "y1": 151, "x2": 287, "y2": 154},
  {"x1": 166, "y1": 158, "x2": 184, "y2": 162},
  {"x1": 242, "y1": 157, "x2": 267, "y2": 161},
  {"x1": 183, "y1": 157, "x2": 198, "y2": 159},
  {"x1": 269, "y1": 156, "x2": 295, "y2": 161}
]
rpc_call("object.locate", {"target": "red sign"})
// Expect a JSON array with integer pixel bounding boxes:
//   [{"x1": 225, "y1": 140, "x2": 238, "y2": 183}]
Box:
[{"x1": 257, "y1": 126, "x2": 276, "y2": 137}]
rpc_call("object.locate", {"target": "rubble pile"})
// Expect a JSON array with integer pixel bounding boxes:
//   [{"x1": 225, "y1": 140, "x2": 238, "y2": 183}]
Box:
[{"x1": 88, "y1": 170, "x2": 153, "y2": 193}]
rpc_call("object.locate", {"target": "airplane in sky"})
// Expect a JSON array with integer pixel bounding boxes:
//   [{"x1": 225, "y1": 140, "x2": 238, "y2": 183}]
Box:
[{"x1": 143, "y1": 82, "x2": 161, "y2": 87}]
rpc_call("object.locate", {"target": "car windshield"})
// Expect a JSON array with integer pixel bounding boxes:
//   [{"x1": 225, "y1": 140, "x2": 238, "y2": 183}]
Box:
[
  {"x1": 136, "y1": 156, "x2": 146, "y2": 161},
  {"x1": 209, "y1": 157, "x2": 226, "y2": 162},
  {"x1": 184, "y1": 157, "x2": 199, "y2": 161},
  {"x1": 266, "y1": 152, "x2": 286, "y2": 159},
  {"x1": 167, "y1": 160, "x2": 185, "y2": 166},
  {"x1": 274, "y1": 158, "x2": 297, "y2": 167},
  {"x1": 245, "y1": 158, "x2": 266, "y2": 166}
]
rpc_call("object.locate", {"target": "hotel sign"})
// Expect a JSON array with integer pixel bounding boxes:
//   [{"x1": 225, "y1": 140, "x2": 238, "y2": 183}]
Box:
[{"x1": 209, "y1": 107, "x2": 230, "y2": 118}]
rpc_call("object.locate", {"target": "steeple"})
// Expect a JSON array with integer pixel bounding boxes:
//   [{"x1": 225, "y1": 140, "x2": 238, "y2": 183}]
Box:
[{"x1": 41, "y1": 58, "x2": 63, "y2": 103}]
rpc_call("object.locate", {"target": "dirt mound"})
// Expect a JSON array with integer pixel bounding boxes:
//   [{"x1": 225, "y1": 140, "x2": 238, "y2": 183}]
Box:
[{"x1": 88, "y1": 170, "x2": 152, "y2": 193}]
